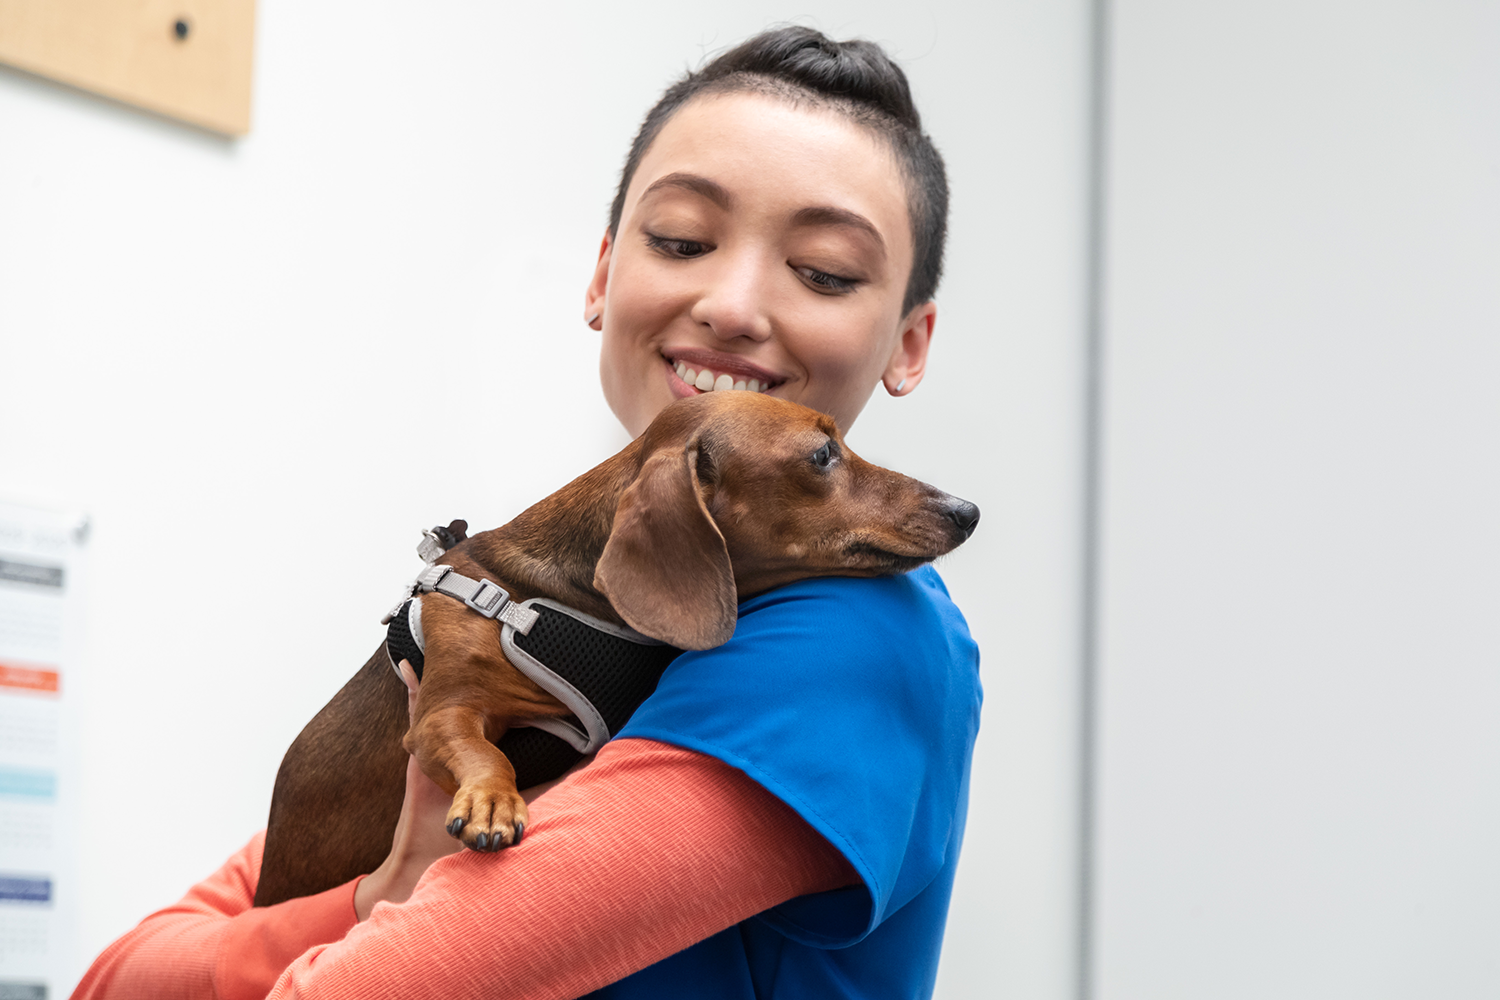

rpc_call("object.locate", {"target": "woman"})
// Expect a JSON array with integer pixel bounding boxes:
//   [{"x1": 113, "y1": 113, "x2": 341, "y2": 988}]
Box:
[{"x1": 74, "y1": 26, "x2": 980, "y2": 1000}]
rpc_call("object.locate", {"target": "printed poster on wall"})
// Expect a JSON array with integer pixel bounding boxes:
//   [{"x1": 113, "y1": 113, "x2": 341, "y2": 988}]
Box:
[{"x1": 0, "y1": 502, "x2": 87, "y2": 999}]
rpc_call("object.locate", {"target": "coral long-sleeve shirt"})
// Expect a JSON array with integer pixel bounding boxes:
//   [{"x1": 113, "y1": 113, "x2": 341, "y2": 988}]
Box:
[{"x1": 72, "y1": 739, "x2": 857, "y2": 1000}]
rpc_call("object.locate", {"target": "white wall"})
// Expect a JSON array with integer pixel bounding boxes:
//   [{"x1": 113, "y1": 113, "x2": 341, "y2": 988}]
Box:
[
  {"x1": 1094, "y1": 1, "x2": 1500, "y2": 997},
  {"x1": 0, "y1": 2, "x2": 1093, "y2": 995}
]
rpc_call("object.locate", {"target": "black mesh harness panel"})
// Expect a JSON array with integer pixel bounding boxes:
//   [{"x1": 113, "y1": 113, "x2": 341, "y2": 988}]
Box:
[{"x1": 384, "y1": 595, "x2": 682, "y2": 789}]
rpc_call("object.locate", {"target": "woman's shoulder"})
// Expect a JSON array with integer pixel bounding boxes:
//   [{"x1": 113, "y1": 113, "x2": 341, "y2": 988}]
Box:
[
  {"x1": 622, "y1": 564, "x2": 980, "y2": 752},
  {"x1": 734, "y1": 564, "x2": 974, "y2": 659},
  {"x1": 743, "y1": 562, "x2": 954, "y2": 605}
]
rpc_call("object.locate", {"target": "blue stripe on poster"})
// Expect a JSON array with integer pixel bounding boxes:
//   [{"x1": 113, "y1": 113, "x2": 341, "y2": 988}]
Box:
[
  {"x1": 0, "y1": 875, "x2": 52, "y2": 904},
  {"x1": 0, "y1": 769, "x2": 56, "y2": 800}
]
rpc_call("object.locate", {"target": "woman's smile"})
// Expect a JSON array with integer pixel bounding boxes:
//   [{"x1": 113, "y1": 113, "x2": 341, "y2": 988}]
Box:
[{"x1": 663, "y1": 347, "x2": 786, "y2": 397}]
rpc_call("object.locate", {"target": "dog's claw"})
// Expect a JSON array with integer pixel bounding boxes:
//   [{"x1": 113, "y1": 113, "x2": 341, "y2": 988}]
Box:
[
  {"x1": 475, "y1": 832, "x2": 489, "y2": 850},
  {"x1": 447, "y1": 817, "x2": 466, "y2": 837},
  {"x1": 513, "y1": 822, "x2": 524, "y2": 844}
]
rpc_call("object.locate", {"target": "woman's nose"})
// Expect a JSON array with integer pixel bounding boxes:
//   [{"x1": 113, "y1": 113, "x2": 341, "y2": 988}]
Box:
[{"x1": 689, "y1": 251, "x2": 775, "y2": 342}]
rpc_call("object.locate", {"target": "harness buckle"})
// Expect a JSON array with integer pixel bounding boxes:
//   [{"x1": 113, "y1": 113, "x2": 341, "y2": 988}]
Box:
[
  {"x1": 465, "y1": 578, "x2": 510, "y2": 618},
  {"x1": 416, "y1": 529, "x2": 445, "y2": 565}
]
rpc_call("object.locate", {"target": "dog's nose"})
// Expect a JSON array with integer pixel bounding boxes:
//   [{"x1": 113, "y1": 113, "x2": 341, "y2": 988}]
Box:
[{"x1": 945, "y1": 499, "x2": 981, "y2": 538}]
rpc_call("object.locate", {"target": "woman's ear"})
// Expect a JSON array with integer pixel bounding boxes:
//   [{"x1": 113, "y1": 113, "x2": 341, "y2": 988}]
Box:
[
  {"x1": 583, "y1": 230, "x2": 613, "y2": 330},
  {"x1": 882, "y1": 301, "x2": 937, "y2": 395}
]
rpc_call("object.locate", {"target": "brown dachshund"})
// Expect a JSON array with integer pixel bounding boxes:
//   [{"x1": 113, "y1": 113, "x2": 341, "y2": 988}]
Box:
[{"x1": 254, "y1": 391, "x2": 978, "y2": 906}]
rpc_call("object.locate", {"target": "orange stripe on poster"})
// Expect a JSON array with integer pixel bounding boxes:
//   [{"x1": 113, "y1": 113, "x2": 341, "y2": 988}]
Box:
[{"x1": 0, "y1": 662, "x2": 60, "y2": 694}]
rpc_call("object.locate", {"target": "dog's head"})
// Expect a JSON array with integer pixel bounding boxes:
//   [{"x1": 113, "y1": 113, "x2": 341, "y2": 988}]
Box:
[{"x1": 595, "y1": 392, "x2": 979, "y2": 650}]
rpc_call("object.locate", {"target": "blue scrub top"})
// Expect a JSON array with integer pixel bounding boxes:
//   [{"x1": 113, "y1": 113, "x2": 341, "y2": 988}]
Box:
[{"x1": 590, "y1": 565, "x2": 982, "y2": 999}]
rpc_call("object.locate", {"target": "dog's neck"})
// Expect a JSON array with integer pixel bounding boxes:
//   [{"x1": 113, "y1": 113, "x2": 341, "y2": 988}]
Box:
[{"x1": 462, "y1": 440, "x2": 644, "y2": 625}]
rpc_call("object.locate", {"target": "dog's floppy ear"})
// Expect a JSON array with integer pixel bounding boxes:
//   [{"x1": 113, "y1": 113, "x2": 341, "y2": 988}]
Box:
[{"x1": 594, "y1": 438, "x2": 737, "y2": 650}]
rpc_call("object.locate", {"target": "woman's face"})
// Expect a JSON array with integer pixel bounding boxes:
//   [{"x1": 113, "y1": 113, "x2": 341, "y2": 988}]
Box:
[{"x1": 587, "y1": 91, "x2": 935, "y2": 438}]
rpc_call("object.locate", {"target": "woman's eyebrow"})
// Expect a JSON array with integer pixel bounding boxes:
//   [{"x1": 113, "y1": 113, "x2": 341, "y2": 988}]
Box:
[
  {"x1": 790, "y1": 206, "x2": 887, "y2": 259},
  {"x1": 639, "y1": 172, "x2": 732, "y2": 209},
  {"x1": 637, "y1": 175, "x2": 887, "y2": 260}
]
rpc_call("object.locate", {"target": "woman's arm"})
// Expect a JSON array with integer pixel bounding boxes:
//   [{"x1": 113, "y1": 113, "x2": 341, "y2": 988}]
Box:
[
  {"x1": 69, "y1": 832, "x2": 361, "y2": 1000},
  {"x1": 72, "y1": 740, "x2": 853, "y2": 1000},
  {"x1": 75, "y1": 655, "x2": 856, "y2": 999},
  {"x1": 267, "y1": 737, "x2": 857, "y2": 1000}
]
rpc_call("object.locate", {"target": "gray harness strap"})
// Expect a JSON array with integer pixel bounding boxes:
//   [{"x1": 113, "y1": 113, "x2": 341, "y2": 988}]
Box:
[{"x1": 410, "y1": 563, "x2": 541, "y2": 634}]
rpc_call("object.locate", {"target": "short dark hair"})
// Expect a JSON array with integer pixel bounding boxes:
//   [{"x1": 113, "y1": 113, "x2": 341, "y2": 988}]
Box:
[{"x1": 608, "y1": 26, "x2": 949, "y2": 314}]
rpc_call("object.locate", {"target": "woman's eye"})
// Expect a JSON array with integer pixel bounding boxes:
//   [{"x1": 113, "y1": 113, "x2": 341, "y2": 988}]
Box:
[
  {"x1": 811, "y1": 443, "x2": 835, "y2": 468},
  {"x1": 794, "y1": 266, "x2": 859, "y2": 293},
  {"x1": 645, "y1": 234, "x2": 710, "y2": 258}
]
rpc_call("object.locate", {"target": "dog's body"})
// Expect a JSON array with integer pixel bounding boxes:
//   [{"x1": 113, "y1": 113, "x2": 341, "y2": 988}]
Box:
[{"x1": 255, "y1": 392, "x2": 977, "y2": 907}]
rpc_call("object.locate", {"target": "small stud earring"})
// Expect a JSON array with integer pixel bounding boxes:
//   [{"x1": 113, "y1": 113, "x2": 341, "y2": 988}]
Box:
[
  {"x1": 895, "y1": 378, "x2": 907, "y2": 393},
  {"x1": 586, "y1": 311, "x2": 600, "y2": 326}
]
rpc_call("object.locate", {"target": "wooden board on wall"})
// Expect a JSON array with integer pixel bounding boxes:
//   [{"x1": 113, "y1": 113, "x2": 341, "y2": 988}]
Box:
[{"x1": 0, "y1": 0, "x2": 255, "y2": 135}]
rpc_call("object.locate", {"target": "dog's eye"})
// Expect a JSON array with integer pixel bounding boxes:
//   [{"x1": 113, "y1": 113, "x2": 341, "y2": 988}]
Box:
[{"x1": 810, "y1": 443, "x2": 835, "y2": 469}]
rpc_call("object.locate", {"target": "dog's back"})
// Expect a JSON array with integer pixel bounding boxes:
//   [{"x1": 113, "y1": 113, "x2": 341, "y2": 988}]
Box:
[{"x1": 255, "y1": 650, "x2": 408, "y2": 906}]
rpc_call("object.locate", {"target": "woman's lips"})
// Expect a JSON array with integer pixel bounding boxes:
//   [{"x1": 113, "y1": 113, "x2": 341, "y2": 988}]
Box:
[{"x1": 662, "y1": 351, "x2": 783, "y2": 395}]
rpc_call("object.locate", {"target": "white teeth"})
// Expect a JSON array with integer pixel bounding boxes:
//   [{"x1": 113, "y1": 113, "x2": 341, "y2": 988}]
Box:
[{"x1": 672, "y1": 359, "x2": 774, "y2": 392}]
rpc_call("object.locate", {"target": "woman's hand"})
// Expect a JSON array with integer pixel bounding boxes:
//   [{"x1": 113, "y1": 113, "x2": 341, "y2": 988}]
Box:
[
  {"x1": 353, "y1": 660, "x2": 462, "y2": 920},
  {"x1": 352, "y1": 660, "x2": 594, "y2": 920}
]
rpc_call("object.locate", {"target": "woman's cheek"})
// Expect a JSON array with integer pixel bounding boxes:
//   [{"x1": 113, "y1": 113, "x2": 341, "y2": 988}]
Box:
[
  {"x1": 612, "y1": 263, "x2": 678, "y2": 343},
  {"x1": 798, "y1": 316, "x2": 899, "y2": 422}
]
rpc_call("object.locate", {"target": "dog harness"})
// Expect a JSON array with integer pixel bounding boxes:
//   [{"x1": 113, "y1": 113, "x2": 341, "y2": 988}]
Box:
[{"x1": 382, "y1": 525, "x2": 682, "y2": 788}]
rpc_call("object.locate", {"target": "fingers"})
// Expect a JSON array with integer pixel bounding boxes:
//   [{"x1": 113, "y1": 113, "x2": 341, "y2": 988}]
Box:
[
  {"x1": 397, "y1": 659, "x2": 419, "y2": 694},
  {"x1": 397, "y1": 659, "x2": 419, "y2": 721}
]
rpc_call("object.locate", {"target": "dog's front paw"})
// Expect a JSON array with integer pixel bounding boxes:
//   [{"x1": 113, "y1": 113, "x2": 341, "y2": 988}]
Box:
[{"x1": 445, "y1": 780, "x2": 529, "y2": 852}]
